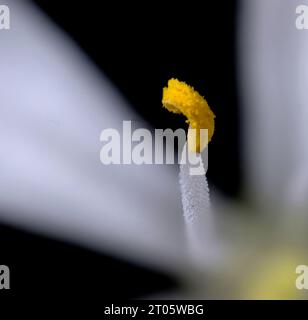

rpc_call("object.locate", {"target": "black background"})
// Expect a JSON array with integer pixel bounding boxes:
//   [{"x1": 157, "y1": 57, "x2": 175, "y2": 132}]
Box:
[{"x1": 1, "y1": 0, "x2": 240, "y2": 298}]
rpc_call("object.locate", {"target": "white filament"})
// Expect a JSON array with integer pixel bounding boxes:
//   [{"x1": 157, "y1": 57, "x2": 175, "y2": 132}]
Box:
[{"x1": 179, "y1": 144, "x2": 217, "y2": 266}]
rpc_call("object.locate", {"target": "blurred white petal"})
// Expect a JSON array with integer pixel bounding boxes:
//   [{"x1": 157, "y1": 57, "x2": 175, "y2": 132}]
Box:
[
  {"x1": 239, "y1": 0, "x2": 308, "y2": 208},
  {"x1": 0, "y1": 0, "x2": 186, "y2": 272}
]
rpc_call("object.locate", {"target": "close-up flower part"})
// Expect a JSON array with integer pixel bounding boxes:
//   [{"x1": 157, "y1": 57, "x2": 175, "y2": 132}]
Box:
[
  {"x1": 2, "y1": 0, "x2": 308, "y2": 309},
  {"x1": 162, "y1": 78, "x2": 216, "y2": 266},
  {"x1": 162, "y1": 78, "x2": 215, "y2": 152}
]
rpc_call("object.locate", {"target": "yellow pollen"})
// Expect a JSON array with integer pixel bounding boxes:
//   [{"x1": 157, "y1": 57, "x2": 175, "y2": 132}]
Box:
[{"x1": 162, "y1": 78, "x2": 215, "y2": 153}]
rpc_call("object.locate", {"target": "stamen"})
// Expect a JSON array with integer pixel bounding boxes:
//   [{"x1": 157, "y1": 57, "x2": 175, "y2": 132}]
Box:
[{"x1": 162, "y1": 78, "x2": 217, "y2": 265}]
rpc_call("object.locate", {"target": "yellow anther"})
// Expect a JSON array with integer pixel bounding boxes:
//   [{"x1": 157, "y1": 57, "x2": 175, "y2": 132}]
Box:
[{"x1": 162, "y1": 78, "x2": 215, "y2": 152}]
